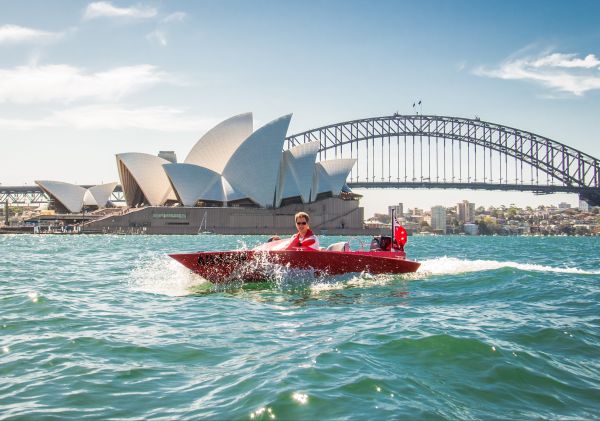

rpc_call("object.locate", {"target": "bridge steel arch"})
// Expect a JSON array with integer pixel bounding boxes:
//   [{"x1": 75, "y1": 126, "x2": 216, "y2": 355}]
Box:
[{"x1": 285, "y1": 115, "x2": 600, "y2": 206}]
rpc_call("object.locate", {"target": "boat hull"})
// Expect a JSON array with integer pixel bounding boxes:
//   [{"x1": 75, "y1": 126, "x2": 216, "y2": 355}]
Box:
[{"x1": 169, "y1": 249, "x2": 421, "y2": 284}]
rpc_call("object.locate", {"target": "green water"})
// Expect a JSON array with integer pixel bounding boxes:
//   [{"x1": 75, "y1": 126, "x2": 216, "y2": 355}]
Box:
[{"x1": 1, "y1": 234, "x2": 599, "y2": 419}]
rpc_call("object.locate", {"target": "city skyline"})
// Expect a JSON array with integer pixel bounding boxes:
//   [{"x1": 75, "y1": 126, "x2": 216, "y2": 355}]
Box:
[{"x1": 1, "y1": 1, "x2": 599, "y2": 216}]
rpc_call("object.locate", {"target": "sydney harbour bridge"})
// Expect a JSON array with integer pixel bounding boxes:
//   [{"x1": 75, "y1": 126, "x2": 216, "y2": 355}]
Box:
[
  {"x1": 286, "y1": 114, "x2": 600, "y2": 206},
  {"x1": 2, "y1": 114, "x2": 600, "y2": 207}
]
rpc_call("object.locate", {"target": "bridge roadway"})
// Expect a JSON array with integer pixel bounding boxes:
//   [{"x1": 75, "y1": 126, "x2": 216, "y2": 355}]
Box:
[{"x1": 347, "y1": 181, "x2": 599, "y2": 195}]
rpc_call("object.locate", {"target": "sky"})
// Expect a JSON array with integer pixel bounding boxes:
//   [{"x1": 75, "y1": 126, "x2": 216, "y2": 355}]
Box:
[{"x1": 1, "y1": 0, "x2": 599, "y2": 216}]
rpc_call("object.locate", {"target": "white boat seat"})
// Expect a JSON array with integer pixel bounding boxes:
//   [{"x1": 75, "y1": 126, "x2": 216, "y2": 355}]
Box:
[{"x1": 326, "y1": 241, "x2": 350, "y2": 252}]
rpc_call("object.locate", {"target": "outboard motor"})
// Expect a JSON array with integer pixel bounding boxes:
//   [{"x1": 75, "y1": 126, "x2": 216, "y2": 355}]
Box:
[
  {"x1": 379, "y1": 236, "x2": 393, "y2": 251},
  {"x1": 370, "y1": 237, "x2": 381, "y2": 251},
  {"x1": 370, "y1": 235, "x2": 393, "y2": 251}
]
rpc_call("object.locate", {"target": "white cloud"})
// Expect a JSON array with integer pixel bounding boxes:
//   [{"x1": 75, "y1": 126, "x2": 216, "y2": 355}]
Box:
[
  {"x1": 475, "y1": 52, "x2": 600, "y2": 96},
  {"x1": 530, "y1": 53, "x2": 600, "y2": 69},
  {"x1": 162, "y1": 12, "x2": 186, "y2": 23},
  {"x1": 83, "y1": 2, "x2": 157, "y2": 20},
  {"x1": 0, "y1": 64, "x2": 170, "y2": 103},
  {"x1": 146, "y1": 30, "x2": 167, "y2": 47},
  {"x1": 0, "y1": 104, "x2": 219, "y2": 132},
  {"x1": 0, "y1": 24, "x2": 64, "y2": 44}
]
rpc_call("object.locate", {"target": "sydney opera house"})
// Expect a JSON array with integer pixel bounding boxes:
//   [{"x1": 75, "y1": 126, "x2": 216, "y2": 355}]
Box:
[{"x1": 37, "y1": 113, "x2": 365, "y2": 234}]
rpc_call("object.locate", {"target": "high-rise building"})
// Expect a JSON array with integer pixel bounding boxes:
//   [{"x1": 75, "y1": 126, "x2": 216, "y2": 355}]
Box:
[
  {"x1": 388, "y1": 203, "x2": 403, "y2": 219},
  {"x1": 558, "y1": 202, "x2": 571, "y2": 209},
  {"x1": 579, "y1": 200, "x2": 590, "y2": 212},
  {"x1": 457, "y1": 200, "x2": 475, "y2": 223},
  {"x1": 431, "y1": 206, "x2": 447, "y2": 233}
]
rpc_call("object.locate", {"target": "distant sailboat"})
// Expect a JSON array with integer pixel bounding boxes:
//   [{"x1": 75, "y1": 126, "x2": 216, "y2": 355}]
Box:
[{"x1": 198, "y1": 211, "x2": 212, "y2": 234}]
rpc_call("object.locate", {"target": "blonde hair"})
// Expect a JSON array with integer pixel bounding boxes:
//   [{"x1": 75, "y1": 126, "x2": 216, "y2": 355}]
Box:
[{"x1": 294, "y1": 211, "x2": 310, "y2": 223}]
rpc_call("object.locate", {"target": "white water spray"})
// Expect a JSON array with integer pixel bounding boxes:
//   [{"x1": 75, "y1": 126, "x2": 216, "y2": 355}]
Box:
[{"x1": 128, "y1": 255, "x2": 208, "y2": 296}]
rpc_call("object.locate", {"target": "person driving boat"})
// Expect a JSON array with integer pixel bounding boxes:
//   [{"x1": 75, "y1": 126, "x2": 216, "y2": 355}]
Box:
[
  {"x1": 287, "y1": 211, "x2": 319, "y2": 250},
  {"x1": 261, "y1": 212, "x2": 319, "y2": 251}
]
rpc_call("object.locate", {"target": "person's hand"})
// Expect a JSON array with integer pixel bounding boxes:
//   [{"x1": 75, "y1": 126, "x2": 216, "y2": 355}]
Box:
[{"x1": 267, "y1": 235, "x2": 281, "y2": 242}]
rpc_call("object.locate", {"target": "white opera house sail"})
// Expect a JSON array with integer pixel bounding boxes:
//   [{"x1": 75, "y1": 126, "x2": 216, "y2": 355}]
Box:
[
  {"x1": 117, "y1": 112, "x2": 357, "y2": 209},
  {"x1": 275, "y1": 140, "x2": 320, "y2": 207},
  {"x1": 35, "y1": 180, "x2": 118, "y2": 213},
  {"x1": 116, "y1": 153, "x2": 177, "y2": 207}
]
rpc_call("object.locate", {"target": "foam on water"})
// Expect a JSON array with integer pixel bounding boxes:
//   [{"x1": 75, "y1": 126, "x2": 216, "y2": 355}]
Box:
[
  {"x1": 127, "y1": 253, "x2": 598, "y2": 297},
  {"x1": 309, "y1": 256, "x2": 600, "y2": 292},
  {"x1": 417, "y1": 256, "x2": 600, "y2": 276},
  {"x1": 128, "y1": 255, "x2": 208, "y2": 296},
  {"x1": 308, "y1": 272, "x2": 399, "y2": 293}
]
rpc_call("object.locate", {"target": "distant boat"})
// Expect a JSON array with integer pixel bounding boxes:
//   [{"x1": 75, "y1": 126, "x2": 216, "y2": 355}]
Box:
[{"x1": 198, "y1": 211, "x2": 212, "y2": 235}]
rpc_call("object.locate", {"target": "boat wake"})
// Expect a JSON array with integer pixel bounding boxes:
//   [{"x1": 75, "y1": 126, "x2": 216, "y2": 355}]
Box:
[
  {"x1": 128, "y1": 255, "x2": 209, "y2": 296},
  {"x1": 127, "y1": 254, "x2": 598, "y2": 297},
  {"x1": 416, "y1": 256, "x2": 600, "y2": 277}
]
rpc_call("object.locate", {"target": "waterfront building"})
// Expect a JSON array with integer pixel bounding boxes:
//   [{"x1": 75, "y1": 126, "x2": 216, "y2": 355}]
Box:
[
  {"x1": 457, "y1": 200, "x2": 475, "y2": 223},
  {"x1": 84, "y1": 196, "x2": 365, "y2": 235},
  {"x1": 430, "y1": 206, "x2": 447, "y2": 234},
  {"x1": 579, "y1": 200, "x2": 590, "y2": 212}
]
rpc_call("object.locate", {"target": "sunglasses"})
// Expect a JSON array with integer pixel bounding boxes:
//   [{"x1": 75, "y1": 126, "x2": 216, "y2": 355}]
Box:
[{"x1": 296, "y1": 221, "x2": 307, "y2": 225}]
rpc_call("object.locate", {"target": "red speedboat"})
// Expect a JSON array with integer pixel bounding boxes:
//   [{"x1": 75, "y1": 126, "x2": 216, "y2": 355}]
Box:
[{"x1": 169, "y1": 220, "x2": 420, "y2": 284}]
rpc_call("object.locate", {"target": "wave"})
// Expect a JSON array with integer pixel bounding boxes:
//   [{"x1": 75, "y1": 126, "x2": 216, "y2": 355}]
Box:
[{"x1": 417, "y1": 256, "x2": 600, "y2": 276}]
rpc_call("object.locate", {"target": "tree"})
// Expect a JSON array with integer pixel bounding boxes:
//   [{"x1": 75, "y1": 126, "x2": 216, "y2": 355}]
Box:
[
  {"x1": 477, "y1": 216, "x2": 500, "y2": 235},
  {"x1": 420, "y1": 220, "x2": 432, "y2": 232}
]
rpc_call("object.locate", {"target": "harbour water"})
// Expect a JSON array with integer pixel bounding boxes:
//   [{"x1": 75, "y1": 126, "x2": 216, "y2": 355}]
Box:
[{"x1": 1, "y1": 234, "x2": 599, "y2": 419}]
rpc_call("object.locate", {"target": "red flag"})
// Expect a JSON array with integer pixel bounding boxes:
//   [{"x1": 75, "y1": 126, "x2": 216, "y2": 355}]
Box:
[
  {"x1": 395, "y1": 222, "x2": 408, "y2": 246},
  {"x1": 391, "y1": 211, "x2": 408, "y2": 249}
]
